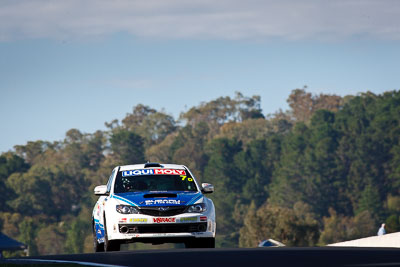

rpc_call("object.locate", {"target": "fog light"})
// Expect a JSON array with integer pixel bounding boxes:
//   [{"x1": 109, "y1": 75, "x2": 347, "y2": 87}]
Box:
[
  {"x1": 120, "y1": 226, "x2": 129, "y2": 233},
  {"x1": 198, "y1": 224, "x2": 207, "y2": 231}
]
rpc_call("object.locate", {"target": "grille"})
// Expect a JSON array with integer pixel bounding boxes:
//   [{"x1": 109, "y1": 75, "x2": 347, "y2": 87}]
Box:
[
  {"x1": 138, "y1": 206, "x2": 187, "y2": 216},
  {"x1": 119, "y1": 223, "x2": 207, "y2": 234}
]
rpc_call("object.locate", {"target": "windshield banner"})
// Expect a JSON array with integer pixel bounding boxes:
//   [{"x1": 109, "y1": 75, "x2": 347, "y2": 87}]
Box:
[{"x1": 122, "y1": 169, "x2": 186, "y2": 177}]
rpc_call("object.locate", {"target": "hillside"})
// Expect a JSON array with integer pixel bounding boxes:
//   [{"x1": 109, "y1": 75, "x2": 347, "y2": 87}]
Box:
[{"x1": 1, "y1": 89, "x2": 400, "y2": 255}]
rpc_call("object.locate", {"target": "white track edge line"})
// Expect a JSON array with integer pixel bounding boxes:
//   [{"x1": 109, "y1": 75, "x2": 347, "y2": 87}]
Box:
[{"x1": 7, "y1": 258, "x2": 129, "y2": 267}]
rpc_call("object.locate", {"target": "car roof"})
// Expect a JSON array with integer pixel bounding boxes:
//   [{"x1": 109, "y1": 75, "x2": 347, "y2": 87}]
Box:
[{"x1": 119, "y1": 163, "x2": 186, "y2": 171}]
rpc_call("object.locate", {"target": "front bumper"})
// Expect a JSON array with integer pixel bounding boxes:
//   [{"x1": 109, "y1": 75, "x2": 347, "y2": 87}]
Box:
[
  {"x1": 119, "y1": 222, "x2": 208, "y2": 234},
  {"x1": 108, "y1": 214, "x2": 215, "y2": 241}
]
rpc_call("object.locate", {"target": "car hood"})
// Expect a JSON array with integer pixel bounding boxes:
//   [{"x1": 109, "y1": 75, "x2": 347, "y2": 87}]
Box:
[{"x1": 111, "y1": 191, "x2": 203, "y2": 207}]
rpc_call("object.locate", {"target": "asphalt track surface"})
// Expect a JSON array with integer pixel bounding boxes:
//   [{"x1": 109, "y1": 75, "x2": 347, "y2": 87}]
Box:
[{"x1": 6, "y1": 247, "x2": 400, "y2": 267}]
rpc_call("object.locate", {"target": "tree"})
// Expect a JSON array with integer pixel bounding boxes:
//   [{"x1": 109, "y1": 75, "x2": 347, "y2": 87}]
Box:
[
  {"x1": 204, "y1": 138, "x2": 243, "y2": 247},
  {"x1": 0, "y1": 153, "x2": 29, "y2": 211},
  {"x1": 110, "y1": 130, "x2": 145, "y2": 165},
  {"x1": 238, "y1": 201, "x2": 258, "y2": 247},
  {"x1": 145, "y1": 132, "x2": 178, "y2": 163},
  {"x1": 35, "y1": 224, "x2": 65, "y2": 255},
  {"x1": 239, "y1": 201, "x2": 319, "y2": 247},
  {"x1": 357, "y1": 185, "x2": 382, "y2": 219},
  {"x1": 180, "y1": 92, "x2": 263, "y2": 137},
  {"x1": 14, "y1": 140, "x2": 52, "y2": 165},
  {"x1": 18, "y1": 217, "x2": 39, "y2": 256},
  {"x1": 122, "y1": 104, "x2": 177, "y2": 145},
  {"x1": 6, "y1": 165, "x2": 85, "y2": 220},
  {"x1": 234, "y1": 138, "x2": 279, "y2": 206},
  {"x1": 65, "y1": 219, "x2": 90, "y2": 254},
  {"x1": 287, "y1": 87, "x2": 342, "y2": 122},
  {"x1": 302, "y1": 110, "x2": 343, "y2": 216},
  {"x1": 268, "y1": 123, "x2": 310, "y2": 208},
  {"x1": 171, "y1": 123, "x2": 209, "y2": 174},
  {"x1": 319, "y1": 209, "x2": 376, "y2": 245}
]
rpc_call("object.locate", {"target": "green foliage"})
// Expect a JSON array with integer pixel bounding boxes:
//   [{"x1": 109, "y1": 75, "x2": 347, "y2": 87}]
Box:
[
  {"x1": 35, "y1": 224, "x2": 66, "y2": 255},
  {"x1": 170, "y1": 123, "x2": 210, "y2": 174},
  {"x1": 122, "y1": 104, "x2": 177, "y2": 145},
  {"x1": 385, "y1": 215, "x2": 400, "y2": 233},
  {"x1": 319, "y1": 209, "x2": 376, "y2": 245},
  {"x1": 235, "y1": 138, "x2": 278, "y2": 206},
  {"x1": 2, "y1": 89, "x2": 400, "y2": 254},
  {"x1": 357, "y1": 185, "x2": 382, "y2": 219},
  {"x1": 287, "y1": 87, "x2": 342, "y2": 122},
  {"x1": 0, "y1": 153, "x2": 29, "y2": 211},
  {"x1": 65, "y1": 219, "x2": 90, "y2": 254},
  {"x1": 387, "y1": 195, "x2": 400, "y2": 213},
  {"x1": 6, "y1": 164, "x2": 86, "y2": 219},
  {"x1": 110, "y1": 130, "x2": 145, "y2": 165},
  {"x1": 204, "y1": 137, "x2": 243, "y2": 243},
  {"x1": 18, "y1": 217, "x2": 39, "y2": 256},
  {"x1": 180, "y1": 92, "x2": 263, "y2": 138},
  {"x1": 239, "y1": 201, "x2": 319, "y2": 247}
]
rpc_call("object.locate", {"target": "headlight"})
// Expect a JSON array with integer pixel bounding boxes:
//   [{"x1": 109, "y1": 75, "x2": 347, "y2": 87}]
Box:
[
  {"x1": 186, "y1": 203, "x2": 206, "y2": 213},
  {"x1": 116, "y1": 205, "x2": 139, "y2": 214}
]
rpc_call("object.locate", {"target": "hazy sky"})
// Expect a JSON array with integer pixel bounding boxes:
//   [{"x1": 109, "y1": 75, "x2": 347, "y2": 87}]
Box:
[{"x1": 1, "y1": 0, "x2": 399, "y2": 153}]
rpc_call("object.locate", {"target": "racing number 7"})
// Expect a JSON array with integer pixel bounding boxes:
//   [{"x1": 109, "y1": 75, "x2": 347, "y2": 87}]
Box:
[{"x1": 180, "y1": 175, "x2": 193, "y2": 181}]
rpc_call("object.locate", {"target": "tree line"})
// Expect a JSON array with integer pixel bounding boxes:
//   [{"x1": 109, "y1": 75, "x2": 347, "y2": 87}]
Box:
[{"x1": 1, "y1": 88, "x2": 400, "y2": 255}]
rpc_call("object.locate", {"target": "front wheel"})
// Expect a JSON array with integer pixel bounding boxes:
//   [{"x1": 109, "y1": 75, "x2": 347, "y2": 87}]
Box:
[
  {"x1": 93, "y1": 221, "x2": 104, "y2": 252},
  {"x1": 103, "y1": 216, "x2": 120, "y2": 252}
]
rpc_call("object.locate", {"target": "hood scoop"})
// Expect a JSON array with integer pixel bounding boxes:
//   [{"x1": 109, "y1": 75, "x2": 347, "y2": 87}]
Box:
[{"x1": 143, "y1": 193, "x2": 177, "y2": 198}]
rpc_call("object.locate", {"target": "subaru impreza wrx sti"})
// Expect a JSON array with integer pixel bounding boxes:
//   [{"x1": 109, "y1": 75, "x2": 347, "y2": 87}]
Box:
[{"x1": 92, "y1": 162, "x2": 216, "y2": 251}]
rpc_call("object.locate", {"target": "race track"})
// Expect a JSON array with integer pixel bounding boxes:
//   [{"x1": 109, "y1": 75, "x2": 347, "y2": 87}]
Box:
[{"x1": 6, "y1": 247, "x2": 400, "y2": 267}]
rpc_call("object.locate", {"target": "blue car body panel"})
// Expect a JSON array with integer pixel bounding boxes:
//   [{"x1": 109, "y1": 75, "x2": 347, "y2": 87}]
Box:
[{"x1": 111, "y1": 191, "x2": 203, "y2": 207}]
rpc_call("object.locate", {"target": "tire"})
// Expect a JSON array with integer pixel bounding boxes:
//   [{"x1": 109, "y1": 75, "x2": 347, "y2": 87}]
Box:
[
  {"x1": 185, "y1": 238, "x2": 215, "y2": 248},
  {"x1": 93, "y1": 221, "x2": 104, "y2": 252},
  {"x1": 103, "y1": 216, "x2": 120, "y2": 252}
]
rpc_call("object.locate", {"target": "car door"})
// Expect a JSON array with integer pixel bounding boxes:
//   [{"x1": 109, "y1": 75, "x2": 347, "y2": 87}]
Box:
[{"x1": 100, "y1": 167, "x2": 118, "y2": 225}]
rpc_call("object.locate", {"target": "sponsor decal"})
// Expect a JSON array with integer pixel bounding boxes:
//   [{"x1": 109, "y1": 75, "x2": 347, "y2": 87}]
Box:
[
  {"x1": 119, "y1": 218, "x2": 127, "y2": 223},
  {"x1": 200, "y1": 216, "x2": 207, "y2": 221},
  {"x1": 154, "y1": 169, "x2": 186, "y2": 175},
  {"x1": 122, "y1": 169, "x2": 154, "y2": 177},
  {"x1": 180, "y1": 175, "x2": 193, "y2": 181},
  {"x1": 129, "y1": 218, "x2": 147, "y2": 223},
  {"x1": 122, "y1": 169, "x2": 186, "y2": 177},
  {"x1": 153, "y1": 217, "x2": 176, "y2": 223},
  {"x1": 96, "y1": 204, "x2": 100, "y2": 216},
  {"x1": 180, "y1": 217, "x2": 197, "y2": 222},
  {"x1": 145, "y1": 199, "x2": 181, "y2": 205}
]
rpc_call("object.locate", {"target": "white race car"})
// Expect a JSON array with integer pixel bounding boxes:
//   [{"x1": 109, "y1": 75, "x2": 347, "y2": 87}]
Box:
[{"x1": 92, "y1": 162, "x2": 216, "y2": 251}]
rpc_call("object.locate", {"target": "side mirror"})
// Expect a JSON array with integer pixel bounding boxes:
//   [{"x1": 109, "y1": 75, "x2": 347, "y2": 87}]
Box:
[
  {"x1": 201, "y1": 183, "x2": 214, "y2": 194},
  {"x1": 94, "y1": 185, "x2": 109, "y2": 196}
]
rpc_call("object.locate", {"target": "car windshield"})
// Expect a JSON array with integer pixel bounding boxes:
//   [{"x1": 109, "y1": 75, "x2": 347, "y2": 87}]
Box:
[{"x1": 113, "y1": 169, "x2": 198, "y2": 193}]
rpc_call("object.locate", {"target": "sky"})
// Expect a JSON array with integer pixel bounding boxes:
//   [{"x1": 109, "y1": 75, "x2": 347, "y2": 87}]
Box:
[{"x1": 1, "y1": 0, "x2": 400, "y2": 153}]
